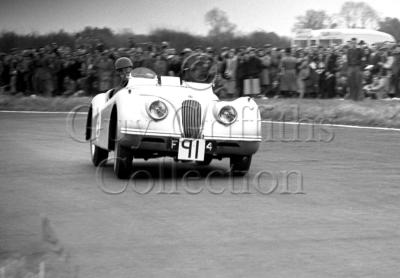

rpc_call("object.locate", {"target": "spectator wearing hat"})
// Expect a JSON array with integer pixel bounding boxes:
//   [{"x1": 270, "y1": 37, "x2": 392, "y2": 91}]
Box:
[
  {"x1": 181, "y1": 48, "x2": 192, "y2": 57},
  {"x1": 221, "y1": 49, "x2": 238, "y2": 98},
  {"x1": 81, "y1": 54, "x2": 97, "y2": 96},
  {"x1": 207, "y1": 47, "x2": 218, "y2": 58},
  {"x1": 142, "y1": 45, "x2": 155, "y2": 70},
  {"x1": 296, "y1": 51, "x2": 309, "y2": 98},
  {"x1": 59, "y1": 54, "x2": 71, "y2": 95},
  {"x1": 242, "y1": 47, "x2": 263, "y2": 96},
  {"x1": 153, "y1": 52, "x2": 168, "y2": 76},
  {"x1": 362, "y1": 47, "x2": 371, "y2": 68},
  {"x1": 161, "y1": 41, "x2": 169, "y2": 51},
  {"x1": 315, "y1": 53, "x2": 327, "y2": 98},
  {"x1": 180, "y1": 48, "x2": 193, "y2": 80},
  {"x1": 369, "y1": 45, "x2": 384, "y2": 76},
  {"x1": 347, "y1": 38, "x2": 364, "y2": 100},
  {"x1": 205, "y1": 50, "x2": 219, "y2": 84},
  {"x1": 94, "y1": 51, "x2": 113, "y2": 92},
  {"x1": 132, "y1": 47, "x2": 145, "y2": 69},
  {"x1": 279, "y1": 48, "x2": 298, "y2": 96},
  {"x1": 167, "y1": 48, "x2": 182, "y2": 77},
  {"x1": 235, "y1": 49, "x2": 246, "y2": 96},
  {"x1": 269, "y1": 48, "x2": 281, "y2": 96},
  {"x1": 18, "y1": 51, "x2": 34, "y2": 95},
  {"x1": 320, "y1": 48, "x2": 338, "y2": 98},
  {"x1": 50, "y1": 51, "x2": 64, "y2": 95},
  {"x1": 220, "y1": 46, "x2": 229, "y2": 58},
  {"x1": 194, "y1": 46, "x2": 204, "y2": 54},
  {"x1": 258, "y1": 48, "x2": 271, "y2": 97},
  {"x1": 32, "y1": 51, "x2": 54, "y2": 96},
  {"x1": 264, "y1": 44, "x2": 272, "y2": 50},
  {"x1": 45, "y1": 52, "x2": 62, "y2": 96}
]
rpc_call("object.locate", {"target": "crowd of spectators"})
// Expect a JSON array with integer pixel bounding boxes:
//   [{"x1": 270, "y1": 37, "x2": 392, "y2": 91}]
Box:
[{"x1": 1, "y1": 39, "x2": 400, "y2": 100}]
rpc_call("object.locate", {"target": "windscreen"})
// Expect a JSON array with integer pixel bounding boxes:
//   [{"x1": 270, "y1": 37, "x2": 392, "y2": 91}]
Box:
[{"x1": 130, "y1": 67, "x2": 157, "y2": 79}]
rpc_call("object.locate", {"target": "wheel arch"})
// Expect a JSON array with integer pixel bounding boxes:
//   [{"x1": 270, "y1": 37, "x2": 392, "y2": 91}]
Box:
[
  {"x1": 85, "y1": 106, "x2": 93, "y2": 141},
  {"x1": 108, "y1": 105, "x2": 118, "y2": 151}
]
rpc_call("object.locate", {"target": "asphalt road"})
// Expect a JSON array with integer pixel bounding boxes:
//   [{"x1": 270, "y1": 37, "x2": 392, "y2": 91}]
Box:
[{"x1": 0, "y1": 112, "x2": 399, "y2": 278}]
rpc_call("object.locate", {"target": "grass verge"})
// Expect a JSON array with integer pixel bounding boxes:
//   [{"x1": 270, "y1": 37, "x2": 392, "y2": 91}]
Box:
[
  {"x1": 256, "y1": 98, "x2": 400, "y2": 128},
  {"x1": 0, "y1": 95, "x2": 91, "y2": 112},
  {"x1": 1, "y1": 94, "x2": 400, "y2": 128}
]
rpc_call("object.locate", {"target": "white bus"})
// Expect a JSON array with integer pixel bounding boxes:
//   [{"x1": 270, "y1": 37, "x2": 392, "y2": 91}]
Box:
[{"x1": 292, "y1": 28, "x2": 395, "y2": 47}]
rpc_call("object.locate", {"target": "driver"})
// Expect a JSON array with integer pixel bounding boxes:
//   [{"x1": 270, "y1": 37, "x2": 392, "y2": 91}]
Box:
[{"x1": 114, "y1": 57, "x2": 133, "y2": 88}]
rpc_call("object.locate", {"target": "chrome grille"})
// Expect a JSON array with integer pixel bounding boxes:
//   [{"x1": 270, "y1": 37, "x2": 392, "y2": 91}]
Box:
[{"x1": 181, "y1": 100, "x2": 202, "y2": 138}]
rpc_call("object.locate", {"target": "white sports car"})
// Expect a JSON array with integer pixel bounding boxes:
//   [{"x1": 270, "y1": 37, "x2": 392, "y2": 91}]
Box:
[{"x1": 86, "y1": 67, "x2": 261, "y2": 178}]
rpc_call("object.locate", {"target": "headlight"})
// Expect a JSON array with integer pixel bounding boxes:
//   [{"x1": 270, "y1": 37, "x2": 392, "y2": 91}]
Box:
[
  {"x1": 147, "y1": 100, "x2": 168, "y2": 120},
  {"x1": 217, "y1": 105, "x2": 237, "y2": 125}
]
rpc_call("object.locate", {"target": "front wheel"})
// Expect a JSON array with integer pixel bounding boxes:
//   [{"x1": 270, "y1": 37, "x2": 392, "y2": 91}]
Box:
[
  {"x1": 90, "y1": 140, "x2": 109, "y2": 166},
  {"x1": 230, "y1": 155, "x2": 252, "y2": 176},
  {"x1": 114, "y1": 139, "x2": 133, "y2": 179}
]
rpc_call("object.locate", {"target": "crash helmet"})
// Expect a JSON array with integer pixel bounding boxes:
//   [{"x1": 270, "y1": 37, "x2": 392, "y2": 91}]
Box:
[{"x1": 114, "y1": 57, "x2": 133, "y2": 70}]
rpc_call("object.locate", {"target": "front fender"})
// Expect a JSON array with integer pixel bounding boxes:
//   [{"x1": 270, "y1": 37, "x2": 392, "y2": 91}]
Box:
[
  {"x1": 116, "y1": 92, "x2": 183, "y2": 137},
  {"x1": 203, "y1": 97, "x2": 261, "y2": 141}
]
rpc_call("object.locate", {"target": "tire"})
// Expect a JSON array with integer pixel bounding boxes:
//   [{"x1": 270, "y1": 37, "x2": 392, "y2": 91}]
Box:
[
  {"x1": 230, "y1": 155, "x2": 252, "y2": 176},
  {"x1": 195, "y1": 155, "x2": 213, "y2": 166},
  {"x1": 113, "y1": 126, "x2": 133, "y2": 179},
  {"x1": 90, "y1": 140, "x2": 108, "y2": 167}
]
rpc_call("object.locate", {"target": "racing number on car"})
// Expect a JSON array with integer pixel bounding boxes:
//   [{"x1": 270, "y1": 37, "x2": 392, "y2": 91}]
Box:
[{"x1": 178, "y1": 139, "x2": 205, "y2": 161}]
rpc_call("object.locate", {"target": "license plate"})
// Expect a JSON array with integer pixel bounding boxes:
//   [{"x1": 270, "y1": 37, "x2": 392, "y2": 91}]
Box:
[{"x1": 177, "y1": 138, "x2": 205, "y2": 161}]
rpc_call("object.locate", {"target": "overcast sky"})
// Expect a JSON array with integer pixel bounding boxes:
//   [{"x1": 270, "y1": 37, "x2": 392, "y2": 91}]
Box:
[{"x1": 0, "y1": 0, "x2": 399, "y2": 36}]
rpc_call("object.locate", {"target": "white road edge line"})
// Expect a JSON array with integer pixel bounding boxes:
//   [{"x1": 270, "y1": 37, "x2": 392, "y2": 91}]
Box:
[
  {"x1": 0, "y1": 110, "x2": 87, "y2": 114},
  {"x1": 0, "y1": 110, "x2": 399, "y2": 132},
  {"x1": 261, "y1": 120, "x2": 400, "y2": 131}
]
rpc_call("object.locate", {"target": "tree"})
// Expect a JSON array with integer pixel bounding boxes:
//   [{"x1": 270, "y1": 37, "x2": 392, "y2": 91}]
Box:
[
  {"x1": 0, "y1": 30, "x2": 76, "y2": 52},
  {"x1": 293, "y1": 10, "x2": 330, "y2": 31},
  {"x1": 379, "y1": 17, "x2": 400, "y2": 41},
  {"x1": 149, "y1": 28, "x2": 203, "y2": 51},
  {"x1": 76, "y1": 27, "x2": 115, "y2": 48},
  {"x1": 339, "y1": 1, "x2": 379, "y2": 29},
  {"x1": 0, "y1": 26, "x2": 291, "y2": 52},
  {"x1": 243, "y1": 31, "x2": 288, "y2": 48},
  {"x1": 204, "y1": 8, "x2": 236, "y2": 38}
]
